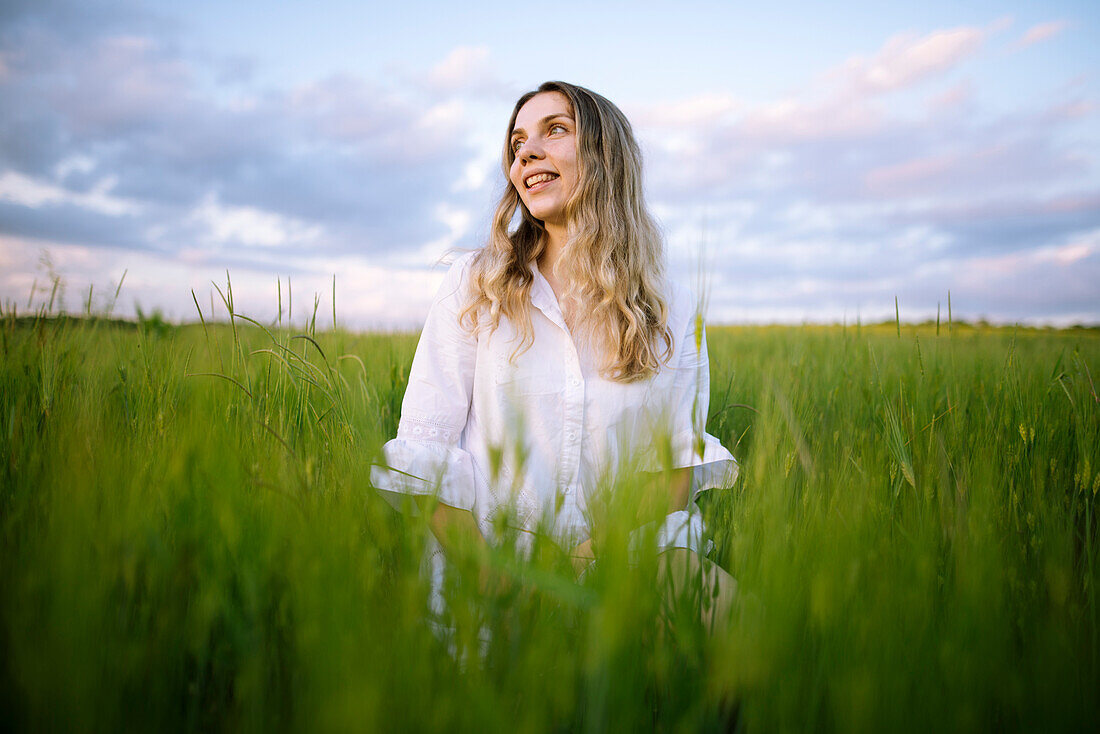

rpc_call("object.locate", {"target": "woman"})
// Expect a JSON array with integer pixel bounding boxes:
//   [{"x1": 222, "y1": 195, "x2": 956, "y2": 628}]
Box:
[{"x1": 371, "y1": 81, "x2": 738, "y2": 623}]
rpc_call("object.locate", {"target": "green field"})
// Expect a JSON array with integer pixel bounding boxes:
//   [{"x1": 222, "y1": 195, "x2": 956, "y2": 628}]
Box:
[{"x1": 1, "y1": 306, "x2": 1098, "y2": 732}]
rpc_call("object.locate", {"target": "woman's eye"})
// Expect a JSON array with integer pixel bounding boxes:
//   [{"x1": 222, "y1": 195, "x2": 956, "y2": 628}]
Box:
[
  {"x1": 512, "y1": 139, "x2": 524, "y2": 153},
  {"x1": 550, "y1": 124, "x2": 567, "y2": 134}
]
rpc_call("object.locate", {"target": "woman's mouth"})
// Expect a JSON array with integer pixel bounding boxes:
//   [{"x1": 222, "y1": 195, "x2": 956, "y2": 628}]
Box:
[{"x1": 524, "y1": 172, "x2": 559, "y2": 192}]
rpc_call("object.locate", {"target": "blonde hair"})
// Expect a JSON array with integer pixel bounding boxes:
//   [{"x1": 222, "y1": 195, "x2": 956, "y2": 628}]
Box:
[{"x1": 460, "y1": 81, "x2": 672, "y2": 382}]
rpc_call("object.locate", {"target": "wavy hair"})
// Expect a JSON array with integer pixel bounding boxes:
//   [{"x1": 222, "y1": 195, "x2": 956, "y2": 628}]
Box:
[{"x1": 460, "y1": 81, "x2": 672, "y2": 382}]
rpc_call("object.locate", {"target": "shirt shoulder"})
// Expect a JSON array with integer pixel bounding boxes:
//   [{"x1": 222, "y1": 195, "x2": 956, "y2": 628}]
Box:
[
  {"x1": 665, "y1": 278, "x2": 697, "y2": 323},
  {"x1": 664, "y1": 277, "x2": 702, "y2": 352},
  {"x1": 428, "y1": 250, "x2": 481, "y2": 313},
  {"x1": 438, "y1": 250, "x2": 478, "y2": 293}
]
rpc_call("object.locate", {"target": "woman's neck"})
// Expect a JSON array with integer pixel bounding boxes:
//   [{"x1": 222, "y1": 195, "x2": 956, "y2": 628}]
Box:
[{"x1": 537, "y1": 222, "x2": 568, "y2": 300}]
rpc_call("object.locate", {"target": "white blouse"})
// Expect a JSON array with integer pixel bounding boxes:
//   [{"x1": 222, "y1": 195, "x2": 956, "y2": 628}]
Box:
[{"x1": 370, "y1": 252, "x2": 738, "y2": 555}]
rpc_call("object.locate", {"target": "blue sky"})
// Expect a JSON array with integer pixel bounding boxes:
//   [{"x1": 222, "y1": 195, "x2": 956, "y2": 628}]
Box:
[{"x1": 1, "y1": 0, "x2": 1098, "y2": 327}]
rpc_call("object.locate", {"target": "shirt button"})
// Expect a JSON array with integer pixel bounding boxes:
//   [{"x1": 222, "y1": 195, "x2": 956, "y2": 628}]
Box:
[
  {"x1": 571, "y1": 377, "x2": 580, "y2": 386},
  {"x1": 567, "y1": 431, "x2": 576, "y2": 440}
]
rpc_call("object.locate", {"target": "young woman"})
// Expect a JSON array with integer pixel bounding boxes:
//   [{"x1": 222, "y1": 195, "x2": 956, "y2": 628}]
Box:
[{"x1": 371, "y1": 81, "x2": 739, "y2": 621}]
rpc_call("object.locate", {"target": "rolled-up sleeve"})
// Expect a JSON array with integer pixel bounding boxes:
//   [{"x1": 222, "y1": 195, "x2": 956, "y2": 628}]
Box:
[
  {"x1": 370, "y1": 254, "x2": 479, "y2": 512},
  {"x1": 666, "y1": 306, "x2": 739, "y2": 501}
]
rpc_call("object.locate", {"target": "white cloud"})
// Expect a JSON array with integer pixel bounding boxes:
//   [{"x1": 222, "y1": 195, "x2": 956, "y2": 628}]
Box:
[
  {"x1": 864, "y1": 153, "x2": 959, "y2": 192},
  {"x1": 417, "y1": 99, "x2": 466, "y2": 133},
  {"x1": 53, "y1": 155, "x2": 96, "y2": 180},
  {"x1": 0, "y1": 170, "x2": 140, "y2": 216},
  {"x1": 429, "y1": 46, "x2": 491, "y2": 89},
  {"x1": 409, "y1": 203, "x2": 474, "y2": 263},
  {"x1": 1, "y1": 7, "x2": 1095, "y2": 327},
  {"x1": 0, "y1": 234, "x2": 447, "y2": 329},
  {"x1": 1033, "y1": 228, "x2": 1099, "y2": 266},
  {"x1": 630, "y1": 92, "x2": 742, "y2": 128},
  {"x1": 1018, "y1": 20, "x2": 1068, "y2": 49},
  {"x1": 946, "y1": 228, "x2": 1100, "y2": 318},
  {"x1": 189, "y1": 193, "x2": 324, "y2": 248},
  {"x1": 453, "y1": 151, "x2": 499, "y2": 193},
  {"x1": 839, "y1": 26, "x2": 986, "y2": 95},
  {"x1": 425, "y1": 45, "x2": 512, "y2": 98},
  {"x1": 927, "y1": 81, "x2": 973, "y2": 113},
  {"x1": 737, "y1": 95, "x2": 884, "y2": 141},
  {"x1": 307, "y1": 256, "x2": 446, "y2": 329},
  {"x1": 286, "y1": 74, "x2": 407, "y2": 141},
  {"x1": 638, "y1": 22, "x2": 996, "y2": 152}
]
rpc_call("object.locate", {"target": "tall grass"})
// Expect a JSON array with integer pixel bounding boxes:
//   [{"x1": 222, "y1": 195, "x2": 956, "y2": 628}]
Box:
[{"x1": 0, "y1": 299, "x2": 1097, "y2": 732}]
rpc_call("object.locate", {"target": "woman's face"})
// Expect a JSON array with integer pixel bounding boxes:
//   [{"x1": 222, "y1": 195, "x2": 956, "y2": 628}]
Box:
[{"x1": 508, "y1": 91, "x2": 578, "y2": 229}]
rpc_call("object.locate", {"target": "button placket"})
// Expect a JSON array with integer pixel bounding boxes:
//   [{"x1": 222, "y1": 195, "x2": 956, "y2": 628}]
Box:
[{"x1": 558, "y1": 344, "x2": 584, "y2": 488}]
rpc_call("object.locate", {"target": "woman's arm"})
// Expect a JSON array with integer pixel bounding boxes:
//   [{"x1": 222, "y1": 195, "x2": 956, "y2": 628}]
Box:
[
  {"x1": 570, "y1": 467, "x2": 691, "y2": 577},
  {"x1": 570, "y1": 538, "x2": 595, "y2": 576},
  {"x1": 374, "y1": 254, "x2": 478, "y2": 502},
  {"x1": 416, "y1": 497, "x2": 513, "y2": 594},
  {"x1": 667, "y1": 467, "x2": 692, "y2": 514},
  {"x1": 640, "y1": 466, "x2": 693, "y2": 520},
  {"x1": 416, "y1": 497, "x2": 486, "y2": 552}
]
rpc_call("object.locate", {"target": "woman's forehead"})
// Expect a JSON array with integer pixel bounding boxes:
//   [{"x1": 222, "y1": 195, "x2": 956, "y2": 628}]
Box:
[{"x1": 512, "y1": 91, "x2": 573, "y2": 133}]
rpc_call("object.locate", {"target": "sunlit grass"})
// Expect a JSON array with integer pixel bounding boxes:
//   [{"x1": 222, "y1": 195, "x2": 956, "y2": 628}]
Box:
[{"x1": 0, "y1": 296, "x2": 1097, "y2": 731}]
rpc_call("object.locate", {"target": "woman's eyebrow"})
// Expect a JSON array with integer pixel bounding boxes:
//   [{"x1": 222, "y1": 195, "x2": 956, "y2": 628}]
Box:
[{"x1": 511, "y1": 113, "x2": 575, "y2": 138}]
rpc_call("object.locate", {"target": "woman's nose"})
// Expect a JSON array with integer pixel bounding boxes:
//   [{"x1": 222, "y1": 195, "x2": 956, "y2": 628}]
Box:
[{"x1": 519, "y1": 139, "x2": 544, "y2": 162}]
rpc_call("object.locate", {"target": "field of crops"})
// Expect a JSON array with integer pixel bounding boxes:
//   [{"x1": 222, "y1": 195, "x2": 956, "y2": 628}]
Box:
[{"x1": 1, "y1": 305, "x2": 1097, "y2": 732}]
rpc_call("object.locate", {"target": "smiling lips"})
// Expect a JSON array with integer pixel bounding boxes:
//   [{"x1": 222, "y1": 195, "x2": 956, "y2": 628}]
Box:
[{"x1": 524, "y1": 172, "x2": 559, "y2": 190}]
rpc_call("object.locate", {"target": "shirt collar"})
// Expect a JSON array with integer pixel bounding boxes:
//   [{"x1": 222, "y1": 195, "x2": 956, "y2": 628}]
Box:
[{"x1": 528, "y1": 260, "x2": 569, "y2": 333}]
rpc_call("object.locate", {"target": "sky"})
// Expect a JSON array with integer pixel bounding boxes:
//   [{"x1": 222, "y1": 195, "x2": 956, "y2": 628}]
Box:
[{"x1": 1, "y1": 0, "x2": 1098, "y2": 328}]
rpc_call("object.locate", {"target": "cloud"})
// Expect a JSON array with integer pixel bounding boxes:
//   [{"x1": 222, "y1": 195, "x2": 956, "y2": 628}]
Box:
[
  {"x1": 736, "y1": 96, "x2": 885, "y2": 142},
  {"x1": 861, "y1": 135, "x2": 1085, "y2": 199},
  {"x1": 0, "y1": 5, "x2": 1095, "y2": 326},
  {"x1": 0, "y1": 233, "x2": 450, "y2": 329},
  {"x1": 946, "y1": 227, "x2": 1100, "y2": 317},
  {"x1": 634, "y1": 17, "x2": 1097, "y2": 325},
  {"x1": 927, "y1": 81, "x2": 973, "y2": 113},
  {"x1": 424, "y1": 45, "x2": 515, "y2": 98},
  {"x1": 630, "y1": 92, "x2": 742, "y2": 128},
  {"x1": 0, "y1": 14, "x2": 485, "y2": 266},
  {"x1": 637, "y1": 24, "x2": 993, "y2": 155},
  {"x1": 692, "y1": 224, "x2": 1100, "y2": 326},
  {"x1": 836, "y1": 26, "x2": 986, "y2": 95},
  {"x1": 188, "y1": 193, "x2": 324, "y2": 248},
  {"x1": 0, "y1": 169, "x2": 139, "y2": 215},
  {"x1": 1033, "y1": 232, "x2": 1098, "y2": 266},
  {"x1": 637, "y1": 16, "x2": 1093, "y2": 210},
  {"x1": 1, "y1": 30, "x2": 195, "y2": 139},
  {"x1": 428, "y1": 46, "x2": 491, "y2": 90},
  {"x1": 1017, "y1": 20, "x2": 1068, "y2": 49}
]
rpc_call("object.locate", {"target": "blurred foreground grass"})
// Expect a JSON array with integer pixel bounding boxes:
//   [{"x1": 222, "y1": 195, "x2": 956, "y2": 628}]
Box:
[{"x1": 1, "y1": 309, "x2": 1098, "y2": 732}]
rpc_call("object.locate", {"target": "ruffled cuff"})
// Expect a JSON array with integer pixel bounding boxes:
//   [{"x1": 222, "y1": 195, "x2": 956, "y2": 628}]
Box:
[
  {"x1": 628, "y1": 508, "x2": 714, "y2": 558},
  {"x1": 370, "y1": 438, "x2": 477, "y2": 513},
  {"x1": 648, "y1": 429, "x2": 739, "y2": 501}
]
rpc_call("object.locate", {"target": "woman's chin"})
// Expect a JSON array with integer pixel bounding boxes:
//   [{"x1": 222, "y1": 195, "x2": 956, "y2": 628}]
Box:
[{"x1": 530, "y1": 208, "x2": 565, "y2": 227}]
